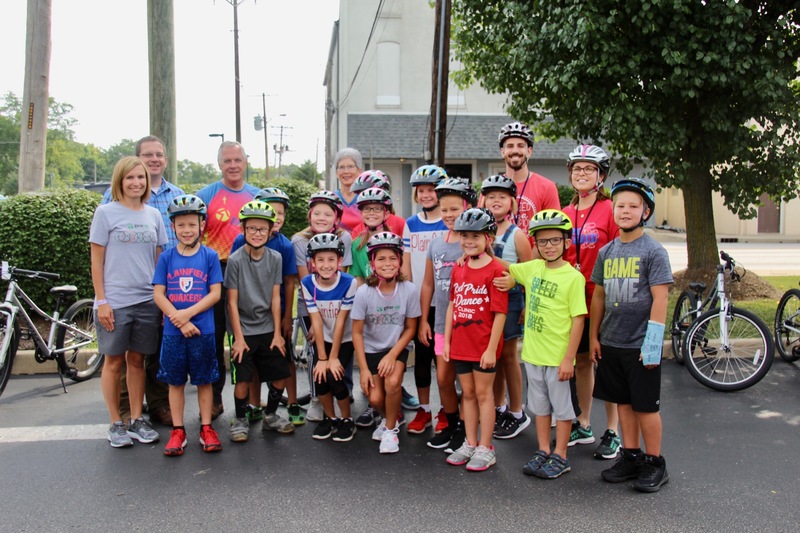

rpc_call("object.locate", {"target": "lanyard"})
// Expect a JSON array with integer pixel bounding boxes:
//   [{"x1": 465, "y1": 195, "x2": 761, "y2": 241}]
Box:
[
  {"x1": 573, "y1": 199, "x2": 598, "y2": 271},
  {"x1": 511, "y1": 172, "x2": 531, "y2": 228}
]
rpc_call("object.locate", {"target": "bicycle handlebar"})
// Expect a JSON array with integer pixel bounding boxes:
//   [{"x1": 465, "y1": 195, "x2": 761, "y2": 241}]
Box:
[
  {"x1": 1, "y1": 261, "x2": 60, "y2": 281},
  {"x1": 719, "y1": 250, "x2": 742, "y2": 282}
]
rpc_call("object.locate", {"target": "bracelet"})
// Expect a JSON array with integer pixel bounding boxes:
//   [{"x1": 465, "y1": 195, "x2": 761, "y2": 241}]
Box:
[
  {"x1": 94, "y1": 299, "x2": 108, "y2": 308},
  {"x1": 318, "y1": 358, "x2": 328, "y2": 362}
]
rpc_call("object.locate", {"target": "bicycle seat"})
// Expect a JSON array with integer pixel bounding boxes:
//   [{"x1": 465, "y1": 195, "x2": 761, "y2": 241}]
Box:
[
  {"x1": 49, "y1": 285, "x2": 78, "y2": 296},
  {"x1": 689, "y1": 282, "x2": 707, "y2": 293}
]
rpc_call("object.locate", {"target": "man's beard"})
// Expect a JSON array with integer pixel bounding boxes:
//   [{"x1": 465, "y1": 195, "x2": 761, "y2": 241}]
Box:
[{"x1": 505, "y1": 155, "x2": 528, "y2": 172}]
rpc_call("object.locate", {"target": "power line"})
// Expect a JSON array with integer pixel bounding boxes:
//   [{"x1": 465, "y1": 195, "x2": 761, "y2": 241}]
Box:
[{"x1": 336, "y1": 0, "x2": 386, "y2": 110}]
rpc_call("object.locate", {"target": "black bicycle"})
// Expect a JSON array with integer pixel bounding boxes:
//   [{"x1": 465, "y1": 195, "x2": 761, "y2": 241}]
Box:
[{"x1": 774, "y1": 282, "x2": 800, "y2": 363}]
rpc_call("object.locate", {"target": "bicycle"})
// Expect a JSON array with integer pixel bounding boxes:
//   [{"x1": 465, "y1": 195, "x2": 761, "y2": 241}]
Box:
[
  {"x1": 774, "y1": 282, "x2": 800, "y2": 363},
  {"x1": 0, "y1": 261, "x2": 103, "y2": 398},
  {"x1": 682, "y1": 251, "x2": 774, "y2": 391},
  {"x1": 278, "y1": 315, "x2": 313, "y2": 407}
]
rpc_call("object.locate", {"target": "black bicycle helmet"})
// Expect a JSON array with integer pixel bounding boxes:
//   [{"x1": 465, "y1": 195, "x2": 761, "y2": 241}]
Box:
[
  {"x1": 351, "y1": 170, "x2": 390, "y2": 194},
  {"x1": 567, "y1": 144, "x2": 611, "y2": 176},
  {"x1": 255, "y1": 187, "x2": 290, "y2": 207},
  {"x1": 435, "y1": 177, "x2": 477, "y2": 206},
  {"x1": 454, "y1": 208, "x2": 498, "y2": 235},
  {"x1": 239, "y1": 200, "x2": 277, "y2": 223},
  {"x1": 611, "y1": 178, "x2": 656, "y2": 222},
  {"x1": 480, "y1": 175, "x2": 517, "y2": 197},
  {"x1": 168, "y1": 194, "x2": 207, "y2": 220},
  {"x1": 498, "y1": 121, "x2": 534, "y2": 148},
  {"x1": 410, "y1": 165, "x2": 447, "y2": 187},
  {"x1": 307, "y1": 232, "x2": 345, "y2": 257},
  {"x1": 356, "y1": 187, "x2": 393, "y2": 209},
  {"x1": 366, "y1": 231, "x2": 404, "y2": 259},
  {"x1": 528, "y1": 209, "x2": 573, "y2": 236},
  {"x1": 309, "y1": 190, "x2": 344, "y2": 217}
]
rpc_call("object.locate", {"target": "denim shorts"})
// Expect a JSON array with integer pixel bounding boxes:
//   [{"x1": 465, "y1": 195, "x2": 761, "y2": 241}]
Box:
[{"x1": 503, "y1": 287, "x2": 524, "y2": 341}]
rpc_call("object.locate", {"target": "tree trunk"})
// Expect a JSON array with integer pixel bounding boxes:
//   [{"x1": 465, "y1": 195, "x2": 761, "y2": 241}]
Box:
[
  {"x1": 147, "y1": 0, "x2": 177, "y2": 182},
  {"x1": 682, "y1": 166, "x2": 720, "y2": 270}
]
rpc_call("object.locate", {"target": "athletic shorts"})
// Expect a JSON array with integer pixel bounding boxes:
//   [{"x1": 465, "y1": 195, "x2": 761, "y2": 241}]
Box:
[
  {"x1": 593, "y1": 344, "x2": 661, "y2": 413},
  {"x1": 230, "y1": 332, "x2": 291, "y2": 385},
  {"x1": 577, "y1": 319, "x2": 591, "y2": 354},
  {"x1": 453, "y1": 360, "x2": 496, "y2": 375},
  {"x1": 157, "y1": 333, "x2": 218, "y2": 386},
  {"x1": 503, "y1": 288, "x2": 524, "y2": 341},
  {"x1": 524, "y1": 363, "x2": 576, "y2": 421},
  {"x1": 365, "y1": 349, "x2": 409, "y2": 375},
  {"x1": 95, "y1": 300, "x2": 161, "y2": 356}
]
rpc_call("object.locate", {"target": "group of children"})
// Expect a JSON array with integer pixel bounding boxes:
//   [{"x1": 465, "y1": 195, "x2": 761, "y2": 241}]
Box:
[{"x1": 152, "y1": 157, "x2": 671, "y2": 493}]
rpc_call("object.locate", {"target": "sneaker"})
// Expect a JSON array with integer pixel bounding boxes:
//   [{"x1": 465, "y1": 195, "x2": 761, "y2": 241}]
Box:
[
  {"x1": 287, "y1": 403, "x2": 306, "y2": 426},
  {"x1": 108, "y1": 421, "x2": 133, "y2": 448},
  {"x1": 601, "y1": 448, "x2": 644, "y2": 483},
  {"x1": 522, "y1": 450, "x2": 550, "y2": 476},
  {"x1": 245, "y1": 405, "x2": 264, "y2": 423},
  {"x1": 427, "y1": 425, "x2": 453, "y2": 449},
  {"x1": 633, "y1": 454, "x2": 669, "y2": 493},
  {"x1": 568, "y1": 422, "x2": 595, "y2": 446},
  {"x1": 211, "y1": 402, "x2": 224, "y2": 420},
  {"x1": 199, "y1": 426, "x2": 222, "y2": 452},
  {"x1": 401, "y1": 387, "x2": 420, "y2": 410},
  {"x1": 493, "y1": 408, "x2": 511, "y2": 434},
  {"x1": 407, "y1": 408, "x2": 433, "y2": 434},
  {"x1": 445, "y1": 420, "x2": 466, "y2": 454},
  {"x1": 164, "y1": 428, "x2": 187, "y2": 456},
  {"x1": 446, "y1": 442, "x2": 476, "y2": 466},
  {"x1": 313, "y1": 415, "x2": 336, "y2": 440},
  {"x1": 229, "y1": 417, "x2": 249, "y2": 442},
  {"x1": 434, "y1": 408, "x2": 448, "y2": 434},
  {"x1": 534, "y1": 452, "x2": 571, "y2": 479},
  {"x1": 379, "y1": 427, "x2": 400, "y2": 454},
  {"x1": 356, "y1": 405, "x2": 378, "y2": 428},
  {"x1": 466, "y1": 445, "x2": 496, "y2": 472},
  {"x1": 494, "y1": 411, "x2": 531, "y2": 440},
  {"x1": 127, "y1": 417, "x2": 160, "y2": 444},
  {"x1": 594, "y1": 429, "x2": 621, "y2": 460},
  {"x1": 262, "y1": 413, "x2": 296, "y2": 434},
  {"x1": 305, "y1": 397, "x2": 324, "y2": 422},
  {"x1": 332, "y1": 418, "x2": 357, "y2": 442},
  {"x1": 371, "y1": 419, "x2": 387, "y2": 441}
]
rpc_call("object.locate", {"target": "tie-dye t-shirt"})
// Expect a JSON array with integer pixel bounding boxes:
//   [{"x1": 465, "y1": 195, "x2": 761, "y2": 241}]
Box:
[{"x1": 196, "y1": 181, "x2": 259, "y2": 261}]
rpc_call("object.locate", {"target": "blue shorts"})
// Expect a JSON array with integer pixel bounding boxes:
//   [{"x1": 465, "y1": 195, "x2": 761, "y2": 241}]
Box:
[
  {"x1": 157, "y1": 333, "x2": 219, "y2": 386},
  {"x1": 503, "y1": 288, "x2": 524, "y2": 341}
]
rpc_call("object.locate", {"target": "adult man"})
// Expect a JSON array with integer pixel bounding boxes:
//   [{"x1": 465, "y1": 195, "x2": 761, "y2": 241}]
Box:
[
  {"x1": 196, "y1": 142, "x2": 259, "y2": 417},
  {"x1": 102, "y1": 135, "x2": 185, "y2": 426}
]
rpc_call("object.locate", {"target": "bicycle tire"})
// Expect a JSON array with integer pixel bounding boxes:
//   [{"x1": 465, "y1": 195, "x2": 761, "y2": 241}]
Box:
[
  {"x1": 0, "y1": 311, "x2": 19, "y2": 398},
  {"x1": 55, "y1": 299, "x2": 104, "y2": 382},
  {"x1": 670, "y1": 290, "x2": 698, "y2": 365},
  {"x1": 774, "y1": 288, "x2": 800, "y2": 363},
  {"x1": 683, "y1": 306, "x2": 774, "y2": 392},
  {"x1": 280, "y1": 317, "x2": 313, "y2": 407}
]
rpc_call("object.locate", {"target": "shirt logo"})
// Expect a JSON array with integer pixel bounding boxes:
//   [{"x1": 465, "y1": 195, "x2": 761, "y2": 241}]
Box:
[{"x1": 179, "y1": 277, "x2": 194, "y2": 293}]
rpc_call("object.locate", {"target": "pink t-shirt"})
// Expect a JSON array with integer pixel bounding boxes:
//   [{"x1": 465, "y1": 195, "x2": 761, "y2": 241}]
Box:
[{"x1": 509, "y1": 171, "x2": 560, "y2": 235}]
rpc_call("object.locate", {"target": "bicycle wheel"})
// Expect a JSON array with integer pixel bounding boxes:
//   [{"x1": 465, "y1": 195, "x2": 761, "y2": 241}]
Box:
[
  {"x1": 55, "y1": 299, "x2": 104, "y2": 382},
  {"x1": 774, "y1": 288, "x2": 800, "y2": 363},
  {"x1": 280, "y1": 317, "x2": 313, "y2": 406},
  {"x1": 670, "y1": 290, "x2": 697, "y2": 365},
  {"x1": 0, "y1": 311, "x2": 20, "y2": 398},
  {"x1": 683, "y1": 306, "x2": 774, "y2": 392}
]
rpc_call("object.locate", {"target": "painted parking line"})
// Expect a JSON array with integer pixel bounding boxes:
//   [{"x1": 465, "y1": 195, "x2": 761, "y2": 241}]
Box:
[{"x1": 0, "y1": 424, "x2": 108, "y2": 443}]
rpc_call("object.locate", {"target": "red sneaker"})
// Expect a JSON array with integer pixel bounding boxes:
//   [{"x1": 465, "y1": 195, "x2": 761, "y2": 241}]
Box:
[
  {"x1": 164, "y1": 428, "x2": 187, "y2": 456},
  {"x1": 434, "y1": 408, "x2": 448, "y2": 434},
  {"x1": 199, "y1": 426, "x2": 222, "y2": 453},
  {"x1": 407, "y1": 408, "x2": 432, "y2": 434}
]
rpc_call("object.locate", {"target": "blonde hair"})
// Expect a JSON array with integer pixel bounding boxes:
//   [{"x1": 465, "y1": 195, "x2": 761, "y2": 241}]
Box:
[
  {"x1": 478, "y1": 190, "x2": 518, "y2": 219},
  {"x1": 110, "y1": 156, "x2": 151, "y2": 203}
]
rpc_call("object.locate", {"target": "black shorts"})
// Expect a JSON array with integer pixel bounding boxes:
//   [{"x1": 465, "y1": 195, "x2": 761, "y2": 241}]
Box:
[
  {"x1": 453, "y1": 360, "x2": 496, "y2": 375},
  {"x1": 593, "y1": 344, "x2": 661, "y2": 413},
  {"x1": 365, "y1": 349, "x2": 409, "y2": 375},
  {"x1": 577, "y1": 319, "x2": 590, "y2": 354},
  {"x1": 316, "y1": 341, "x2": 355, "y2": 370},
  {"x1": 230, "y1": 332, "x2": 291, "y2": 385}
]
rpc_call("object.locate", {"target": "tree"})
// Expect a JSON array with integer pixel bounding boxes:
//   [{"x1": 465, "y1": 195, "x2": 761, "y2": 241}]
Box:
[
  {"x1": 290, "y1": 160, "x2": 322, "y2": 185},
  {"x1": 176, "y1": 160, "x2": 220, "y2": 184},
  {"x1": 452, "y1": 1, "x2": 800, "y2": 269}
]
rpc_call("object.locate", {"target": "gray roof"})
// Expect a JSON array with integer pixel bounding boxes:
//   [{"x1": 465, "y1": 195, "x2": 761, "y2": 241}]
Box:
[{"x1": 347, "y1": 114, "x2": 579, "y2": 162}]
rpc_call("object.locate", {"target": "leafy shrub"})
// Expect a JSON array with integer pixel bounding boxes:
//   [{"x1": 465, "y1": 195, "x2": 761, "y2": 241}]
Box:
[
  {"x1": 263, "y1": 177, "x2": 319, "y2": 238},
  {"x1": 0, "y1": 189, "x2": 100, "y2": 306},
  {"x1": 557, "y1": 184, "x2": 575, "y2": 208}
]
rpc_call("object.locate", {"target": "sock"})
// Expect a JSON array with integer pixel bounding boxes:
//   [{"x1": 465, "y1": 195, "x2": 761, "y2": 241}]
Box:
[
  {"x1": 419, "y1": 404, "x2": 430, "y2": 413},
  {"x1": 446, "y1": 411, "x2": 459, "y2": 429},
  {"x1": 200, "y1": 424, "x2": 210, "y2": 430},
  {"x1": 497, "y1": 404, "x2": 508, "y2": 413},
  {"x1": 266, "y1": 386, "x2": 283, "y2": 415},
  {"x1": 173, "y1": 425, "x2": 185, "y2": 431},
  {"x1": 234, "y1": 396, "x2": 248, "y2": 419},
  {"x1": 510, "y1": 410, "x2": 523, "y2": 419}
]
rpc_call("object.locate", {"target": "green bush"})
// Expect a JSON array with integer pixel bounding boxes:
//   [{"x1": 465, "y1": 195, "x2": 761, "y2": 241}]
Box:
[
  {"x1": 264, "y1": 177, "x2": 319, "y2": 238},
  {"x1": 0, "y1": 189, "x2": 100, "y2": 307},
  {"x1": 557, "y1": 184, "x2": 575, "y2": 208}
]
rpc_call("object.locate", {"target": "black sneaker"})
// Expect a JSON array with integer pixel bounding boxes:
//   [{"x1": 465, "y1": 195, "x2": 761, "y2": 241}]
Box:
[
  {"x1": 427, "y1": 425, "x2": 453, "y2": 449},
  {"x1": 634, "y1": 454, "x2": 670, "y2": 493},
  {"x1": 332, "y1": 418, "x2": 357, "y2": 442},
  {"x1": 445, "y1": 421, "x2": 466, "y2": 454},
  {"x1": 493, "y1": 408, "x2": 511, "y2": 434},
  {"x1": 312, "y1": 416, "x2": 336, "y2": 440},
  {"x1": 601, "y1": 448, "x2": 644, "y2": 483},
  {"x1": 355, "y1": 406, "x2": 377, "y2": 428},
  {"x1": 494, "y1": 411, "x2": 531, "y2": 440}
]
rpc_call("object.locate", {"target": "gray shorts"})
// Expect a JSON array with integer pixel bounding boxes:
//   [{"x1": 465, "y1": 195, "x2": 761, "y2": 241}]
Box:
[
  {"x1": 95, "y1": 300, "x2": 161, "y2": 356},
  {"x1": 524, "y1": 362, "x2": 576, "y2": 421}
]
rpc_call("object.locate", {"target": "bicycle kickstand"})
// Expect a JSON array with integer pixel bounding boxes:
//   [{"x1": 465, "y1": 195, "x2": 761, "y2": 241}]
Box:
[{"x1": 57, "y1": 368, "x2": 69, "y2": 394}]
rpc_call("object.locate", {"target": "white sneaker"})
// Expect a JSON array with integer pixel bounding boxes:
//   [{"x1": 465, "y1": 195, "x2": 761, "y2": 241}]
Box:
[
  {"x1": 379, "y1": 427, "x2": 400, "y2": 454},
  {"x1": 371, "y1": 418, "x2": 387, "y2": 441},
  {"x1": 306, "y1": 397, "x2": 324, "y2": 422}
]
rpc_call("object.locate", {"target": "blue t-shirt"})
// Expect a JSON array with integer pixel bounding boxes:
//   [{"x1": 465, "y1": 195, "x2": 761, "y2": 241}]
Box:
[
  {"x1": 152, "y1": 245, "x2": 224, "y2": 336},
  {"x1": 230, "y1": 231, "x2": 297, "y2": 313}
]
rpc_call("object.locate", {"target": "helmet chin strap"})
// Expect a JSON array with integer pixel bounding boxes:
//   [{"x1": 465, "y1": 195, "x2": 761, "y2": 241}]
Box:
[{"x1": 537, "y1": 242, "x2": 567, "y2": 263}]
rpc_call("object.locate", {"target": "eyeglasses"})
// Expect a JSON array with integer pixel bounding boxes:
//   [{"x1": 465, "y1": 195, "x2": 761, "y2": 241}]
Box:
[
  {"x1": 361, "y1": 206, "x2": 385, "y2": 214},
  {"x1": 571, "y1": 166, "x2": 597, "y2": 175},
  {"x1": 535, "y1": 237, "x2": 564, "y2": 247},
  {"x1": 140, "y1": 152, "x2": 166, "y2": 159},
  {"x1": 337, "y1": 164, "x2": 357, "y2": 171},
  {"x1": 245, "y1": 227, "x2": 270, "y2": 236}
]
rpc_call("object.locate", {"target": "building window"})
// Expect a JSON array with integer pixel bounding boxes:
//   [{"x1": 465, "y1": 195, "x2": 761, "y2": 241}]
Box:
[{"x1": 376, "y1": 42, "x2": 400, "y2": 106}]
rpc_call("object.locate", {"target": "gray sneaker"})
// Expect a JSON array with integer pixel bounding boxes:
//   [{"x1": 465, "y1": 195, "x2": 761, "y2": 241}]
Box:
[
  {"x1": 127, "y1": 417, "x2": 160, "y2": 444},
  {"x1": 262, "y1": 413, "x2": 296, "y2": 434},
  {"x1": 108, "y1": 421, "x2": 133, "y2": 448},
  {"x1": 305, "y1": 398, "x2": 324, "y2": 423},
  {"x1": 466, "y1": 445, "x2": 496, "y2": 471},
  {"x1": 229, "y1": 417, "x2": 249, "y2": 442},
  {"x1": 446, "y1": 442, "x2": 476, "y2": 466}
]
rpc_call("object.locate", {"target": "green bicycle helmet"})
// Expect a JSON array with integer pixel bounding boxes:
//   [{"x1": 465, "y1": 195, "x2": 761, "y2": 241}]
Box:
[
  {"x1": 528, "y1": 209, "x2": 573, "y2": 236},
  {"x1": 239, "y1": 200, "x2": 277, "y2": 223}
]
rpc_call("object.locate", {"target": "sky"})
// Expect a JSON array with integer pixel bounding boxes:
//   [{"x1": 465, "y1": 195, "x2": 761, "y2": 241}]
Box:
[{"x1": 2, "y1": 1, "x2": 340, "y2": 171}]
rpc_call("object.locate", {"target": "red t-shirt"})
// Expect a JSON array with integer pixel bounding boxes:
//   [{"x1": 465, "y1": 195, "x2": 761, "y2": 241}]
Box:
[
  {"x1": 448, "y1": 258, "x2": 509, "y2": 362},
  {"x1": 509, "y1": 171, "x2": 560, "y2": 235},
  {"x1": 562, "y1": 198, "x2": 618, "y2": 309}
]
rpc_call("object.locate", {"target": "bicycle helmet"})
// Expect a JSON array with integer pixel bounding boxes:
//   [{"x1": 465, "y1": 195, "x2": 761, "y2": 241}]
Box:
[
  {"x1": 168, "y1": 194, "x2": 207, "y2": 220},
  {"x1": 435, "y1": 177, "x2": 477, "y2": 206},
  {"x1": 309, "y1": 190, "x2": 344, "y2": 217},
  {"x1": 528, "y1": 209, "x2": 573, "y2": 236},
  {"x1": 351, "y1": 170, "x2": 390, "y2": 194},
  {"x1": 566, "y1": 144, "x2": 611, "y2": 176},
  {"x1": 356, "y1": 187, "x2": 393, "y2": 209},
  {"x1": 480, "y1": 175, "x2": 517, "y2": 197},
  {"x1": 366, "y1": 231, "x2": 404, "y2": 259},
  {"x1": 454, "y1": 208, "x2": 498, "y2": 235},
  {"x1": 255, "y1": 187, "x2": 290, "y2": 207},
  {"x1": 610, "y1": 178, "x2": 656, "y2": 222},
  {"x1": 239, "y1": 200, "x2": 277, "y2": 223},
  {"x1": 410, "y1": 165, "x2": 447, "y2": 187},
  {"x1": 498, "y1": 121, "x2": 534, "y2": 148},
  {"x1": 307, "y1": 233, "x2": 345, "y2": 257}
]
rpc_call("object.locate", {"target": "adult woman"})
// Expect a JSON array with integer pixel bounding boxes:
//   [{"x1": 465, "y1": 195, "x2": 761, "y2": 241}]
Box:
[
  {"x1": 91, "y1": 156, "x2": 168, "y2": 448},
  {"x1": 332, "y1": 148, "x2": 364, "y2": 235}
]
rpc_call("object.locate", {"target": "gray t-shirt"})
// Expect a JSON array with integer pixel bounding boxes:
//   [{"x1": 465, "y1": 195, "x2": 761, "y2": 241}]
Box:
[
  {"x1": 89, "y1": 202, "x2": 167, "y2": 308},
  {"x1": 427, "y1": 237, "x2": 463, "y2": 334},
  {"x1": 224, "y1": 246, "x2": 283, "y2": 336},
  {"x1": 350, "y1": 281, "x2": 421, "y2": 353},
  {"x1": 590, "y1": 234, "x2": 673, "y2": 349},
  {"x1": 291, "y1": 231, "x2": 353, "y2": 317}
]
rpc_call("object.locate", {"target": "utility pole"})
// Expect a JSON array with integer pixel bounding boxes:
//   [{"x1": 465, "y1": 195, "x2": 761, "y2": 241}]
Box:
[
  {"x1": 18, "y1": 0, "x2": 51, "y2": 193},
  {"x1": 147, "y1": 0, "x2": 177, "y2": 181},
  {"x1": 427, "y1": 0, "x2": 451, "y2": 168},
  {"x1": 224, "y1": 0, "x2": 245, "y2": 143},
  {"x1": 272, "y1": 123, "x2": 291, "y2": 178},
  {"x1": 261, "y1": 93, "x2": 269, "y2": 180}
]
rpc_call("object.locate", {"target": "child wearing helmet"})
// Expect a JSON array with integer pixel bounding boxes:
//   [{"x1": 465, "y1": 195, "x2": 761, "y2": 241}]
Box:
[
  {"x1": 442, "y1": 208, "x2": 508, "y2": 471},
  {"x1": 153, "y1": 195, "x2": 224, "y2": 456},
  {"x1": 350, "y1": 170, "x2": 406, "y2": 237},
  {"x1": 225, "y1": 201, "x2": 294, "y2": 442},
  {"x1": 350, "y1": 187, "x2": 395, "y2": 283},
  {"x1": 497, "y1": 209, "x2": 587, "y2": 480},
  {"x1": 351, "y1": 232, "x2": 421, "y2": 454},
  {"x1": 300, "y1": 233, "x2": 360, "y2": 442},
  {"x1": 589, "y1": 178, "x2": 672, "y2": 493}
]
